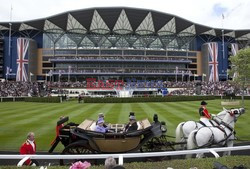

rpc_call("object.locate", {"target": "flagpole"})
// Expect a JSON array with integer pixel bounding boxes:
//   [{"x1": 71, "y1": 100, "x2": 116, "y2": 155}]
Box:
[
  {"x1": 68, "y1": 66, "x2": 70, "y2": 82},
  {"x1": 6, "y1": 67, "x2": 9, "y2": 81},
  {"x1": 8, "y1": 4, "x2": 12, "y2": 79},
  {"x1": 222, "y1": 13, "x2": 226, "y2": 80},
  {"x1": 188, "y1": 71, "x2": 191, "y2": 82},
  {"x1": 175, "y1": 66, "x2": 178, "y2": 82},
  {"x1": 182, "y1": 71, "x2": 184, "y2": 82}
]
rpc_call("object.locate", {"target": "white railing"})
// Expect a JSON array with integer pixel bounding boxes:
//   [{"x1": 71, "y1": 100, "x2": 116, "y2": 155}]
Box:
[{"x1": 0, "y1": 145, "x2": 250, "y2": 166}]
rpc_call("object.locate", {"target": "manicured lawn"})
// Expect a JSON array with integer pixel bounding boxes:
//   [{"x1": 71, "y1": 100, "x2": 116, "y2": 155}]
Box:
[
  {"x1": 1, "y1": 156, "x2": 250, "y2": 169},
  {"x1": 0, "y1": 100, "x2": 249, "y2": 152}
]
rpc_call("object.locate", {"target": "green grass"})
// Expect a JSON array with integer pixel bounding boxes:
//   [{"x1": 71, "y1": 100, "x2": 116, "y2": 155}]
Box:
[
  {"x1": 1, "y1": 156, "x2": 250, "y2": 169},
  {"x1": 0, "y1": 100, "x2": 249, "y2": 152}
]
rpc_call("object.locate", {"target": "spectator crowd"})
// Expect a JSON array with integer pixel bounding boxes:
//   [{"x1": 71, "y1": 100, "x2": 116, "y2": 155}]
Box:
[{"x1": 0, "y1": 80, "x2": 248, "y2": 97}]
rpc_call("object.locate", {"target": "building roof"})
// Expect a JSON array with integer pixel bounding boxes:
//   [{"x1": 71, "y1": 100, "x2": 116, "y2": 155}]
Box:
[{"x1": 0, "y1": 7, "x2": 250, "y2": 39}]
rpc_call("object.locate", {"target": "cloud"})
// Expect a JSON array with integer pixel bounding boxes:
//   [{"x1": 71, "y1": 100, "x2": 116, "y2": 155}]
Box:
[{"x1": 0, "y1": 0, "x2": 249, "y2": 29}]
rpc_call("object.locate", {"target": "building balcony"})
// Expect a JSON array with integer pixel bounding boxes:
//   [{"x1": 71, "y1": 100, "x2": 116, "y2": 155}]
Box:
[{"x1": 49, "y1": 57, "x2": 192, "y2": 64}]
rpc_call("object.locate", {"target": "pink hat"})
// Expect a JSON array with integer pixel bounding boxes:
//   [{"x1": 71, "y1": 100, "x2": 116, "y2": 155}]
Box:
[{"x1": 70, "y1": 161, "x2": 91, "y2": 169}]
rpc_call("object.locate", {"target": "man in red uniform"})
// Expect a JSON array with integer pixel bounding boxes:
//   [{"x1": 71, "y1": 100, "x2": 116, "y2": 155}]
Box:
[
  {"x1": 19, "y1": 132, "x2": 38, "y2": 166},
  {"x1": 199, "y1": 101, "x2": 212, "y2": 126}
]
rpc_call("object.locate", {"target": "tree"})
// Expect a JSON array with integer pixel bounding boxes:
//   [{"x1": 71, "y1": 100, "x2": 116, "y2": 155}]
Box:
[{"x1": 229, "y1": 48, "x2": 250, "y2": 107}]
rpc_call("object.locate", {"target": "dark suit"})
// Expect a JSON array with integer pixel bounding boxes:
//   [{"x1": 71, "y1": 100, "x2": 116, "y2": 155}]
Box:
[{"x1": 125, "y1": 122, "x2": 138, "y2": 132}]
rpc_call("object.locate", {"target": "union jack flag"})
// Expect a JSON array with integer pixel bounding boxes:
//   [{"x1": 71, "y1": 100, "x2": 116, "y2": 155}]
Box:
[
  {"x1": 208, "y1": 42, "x2": 219, "y2": 82},
  {"x1": 231, "y1": 43, "x2": 239, "y2": 80},
  {"x1": 16, "y1": 38, "x2": 29, "y2": 81}
]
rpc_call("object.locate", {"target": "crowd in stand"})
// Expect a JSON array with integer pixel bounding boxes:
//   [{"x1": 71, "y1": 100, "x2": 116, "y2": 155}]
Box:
[
  {"x1": 0, "y1": 81, "x2": 41, "y2": 97},
  {"x1": 167, "y1": 81, "x2": 242, "y2": 96},
  {"x1": 0, "y1": 80, "x2": 248, "y2": 97}
]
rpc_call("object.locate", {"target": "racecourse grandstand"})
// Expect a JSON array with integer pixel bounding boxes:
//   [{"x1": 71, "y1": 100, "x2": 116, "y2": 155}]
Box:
[{"x1": 0, "y1": 7, "x2": 250, "y2": 83}]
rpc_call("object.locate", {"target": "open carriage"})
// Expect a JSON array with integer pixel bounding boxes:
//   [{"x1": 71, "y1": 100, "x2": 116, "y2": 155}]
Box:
[{"x1": 49, "y1": 115, "x2": 177, "y2": 165}]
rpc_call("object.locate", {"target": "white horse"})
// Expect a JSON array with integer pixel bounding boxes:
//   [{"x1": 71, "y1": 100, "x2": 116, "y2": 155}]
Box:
[
  {"x1": 175, "y1": 108, "x2": 229, "y2": 149},
  {"x1": 187, "y1": 108, "x2": 245, "y2": 158}
]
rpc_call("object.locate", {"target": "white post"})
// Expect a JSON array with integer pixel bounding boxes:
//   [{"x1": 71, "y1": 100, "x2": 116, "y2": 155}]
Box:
[{"x1": 118, "y1": 155, "x2": 123, "y2": 165}]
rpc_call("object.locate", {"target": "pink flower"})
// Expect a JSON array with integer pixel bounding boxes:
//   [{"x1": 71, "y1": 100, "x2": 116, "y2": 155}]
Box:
[{"x1": 69, "y1": 161, "x2": 91, "y2": 169}]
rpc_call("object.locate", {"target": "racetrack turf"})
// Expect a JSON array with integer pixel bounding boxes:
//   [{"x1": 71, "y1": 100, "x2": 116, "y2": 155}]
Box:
[{"x1": 0, "y1": 99, "x2": 249, "y2": 152}]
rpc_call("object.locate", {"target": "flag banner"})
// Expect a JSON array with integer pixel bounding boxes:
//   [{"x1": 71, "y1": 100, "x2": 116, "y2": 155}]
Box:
[
  {"x1": 208, "y1": 42, "x2": 219, "y2": 82},
  {"x1": 16, "y1": 38, "x2": 30, "y2": 81},
  {"x1": 231, "y1": 43, "x2": 239, "y2": 56},
  {"x1": 231, "y1": 43, "x2": 239, "y2": 80}
]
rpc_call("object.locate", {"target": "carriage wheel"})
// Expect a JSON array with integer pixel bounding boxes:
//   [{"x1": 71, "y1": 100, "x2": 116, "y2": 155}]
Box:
[
  {"x1": 60, "y1": 141, "x2": 96, "y2": 166},
  {"x1": 141, "y1": 136, "x2": 175, "y2": 161}
]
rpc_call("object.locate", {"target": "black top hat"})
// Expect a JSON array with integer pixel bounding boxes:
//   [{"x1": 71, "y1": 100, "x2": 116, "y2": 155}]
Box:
[
  {"x1": 129, "y1": 112, "x2": 135, "y2": 117},
  {"x1": 201, "y1": 101, "x2": 207, "y2": 105}
]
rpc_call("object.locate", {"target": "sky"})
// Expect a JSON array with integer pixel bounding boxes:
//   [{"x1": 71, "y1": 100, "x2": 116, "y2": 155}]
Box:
[{"x1": 0, "y1": 0, "x2": 250, "y2": 30}]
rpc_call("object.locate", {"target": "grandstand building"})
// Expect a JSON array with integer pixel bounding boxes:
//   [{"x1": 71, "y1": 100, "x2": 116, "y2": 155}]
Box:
[{"x1": 0, "y1": 7, "x2": 249, "y2": 82}]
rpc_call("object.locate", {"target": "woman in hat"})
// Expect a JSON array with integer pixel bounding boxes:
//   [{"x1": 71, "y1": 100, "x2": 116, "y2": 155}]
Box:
[
  {"x1": 96, "y1": 113, "x2": 107, "y2": 127},
  {"x1": 95, "y1": 119, "x2": 109, "y2": 133},
  {"x1": 199, "y1": 101, "x2": 212, "y2": 126}
]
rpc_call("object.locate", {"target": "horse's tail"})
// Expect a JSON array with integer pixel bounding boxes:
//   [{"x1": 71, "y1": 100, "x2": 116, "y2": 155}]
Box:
[{"x1": 175, "y1": 122, "x2": 185, "y2": 149}]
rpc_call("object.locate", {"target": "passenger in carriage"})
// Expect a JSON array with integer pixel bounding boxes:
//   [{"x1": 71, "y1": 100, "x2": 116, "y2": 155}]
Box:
[
  {"x1": 199, "y1": 101, "x2": 212, "y2": 126},
  {"x1": 95, "y1": 119, "x2": 109, "y2": 133},
  {"x1": 96, "y1": 113, "x2": 107, "y2": 128},
  {"x1": 124, "y1": 113, "x2": 138, "y2": 132}
]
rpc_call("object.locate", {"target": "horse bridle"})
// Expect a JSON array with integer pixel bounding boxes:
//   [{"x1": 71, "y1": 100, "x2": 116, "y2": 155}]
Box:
[{"x1": 220, "y1": 109, "x2": 242, "y2": 132}]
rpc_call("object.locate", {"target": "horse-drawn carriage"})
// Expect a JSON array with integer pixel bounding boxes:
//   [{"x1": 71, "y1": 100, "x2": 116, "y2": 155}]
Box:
[
  {"x1": 49, "y1": 114, "x2": 176, "y2": 165},
  {"x1": 49, "y1": 107, "x2": 245, "y2": 164}
]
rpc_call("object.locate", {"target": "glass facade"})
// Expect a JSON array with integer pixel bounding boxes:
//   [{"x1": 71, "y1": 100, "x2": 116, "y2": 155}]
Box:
[
  {"x1": 43, "y1": 33, "x2": 196, "y2": 51},
  {"x1": 40, "y1": 9, "x2": 199, "y2": 80}
]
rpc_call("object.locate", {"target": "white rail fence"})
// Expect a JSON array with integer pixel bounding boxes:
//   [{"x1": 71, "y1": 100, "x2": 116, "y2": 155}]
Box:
[{"x1": 0, "y1": 145, "x2": 250, "y2": 166}]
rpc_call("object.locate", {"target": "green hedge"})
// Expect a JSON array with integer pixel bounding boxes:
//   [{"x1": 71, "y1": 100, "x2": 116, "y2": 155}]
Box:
[
  {"x1": 0, "y1": 97, "x2": 25, "y2": 102},
  {"x1": 219, "y1": 96, "x2": 250, "y2": 100},
  {"x1": 24, "y1": 97, "x2": 61, "y2": 103},
  {"x1": 83, "y1": 96, "x2": 216, "y2": 103}
]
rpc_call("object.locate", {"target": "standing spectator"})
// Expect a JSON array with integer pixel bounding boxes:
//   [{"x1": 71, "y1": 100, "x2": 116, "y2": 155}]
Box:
[
  {"x1": 19, "y1": 132, "x2": 38, "y2": 166},
  {"x1": 78, "y1": 94, "x2": 82, "y2": 103}
]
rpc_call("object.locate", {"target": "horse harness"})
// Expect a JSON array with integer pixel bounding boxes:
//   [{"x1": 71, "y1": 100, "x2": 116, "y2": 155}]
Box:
[
  {"x1": 194, "y1": 118, "x2": 236, "y2": 148},
  {"x1": 198, "y1": 119, "x2": 217, "y2": 127}
]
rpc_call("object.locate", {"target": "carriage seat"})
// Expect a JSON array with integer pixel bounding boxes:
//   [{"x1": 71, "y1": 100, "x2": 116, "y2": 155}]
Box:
[
  {"x1": 77, "y1": 119, "x2": 96, "y2": 130},
  {"x1": 89, "y1": 122, "x2": 97, "y2": 131},
  {"x1": 137, "y1": 118, "x2": 151, "y2": 130}
]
